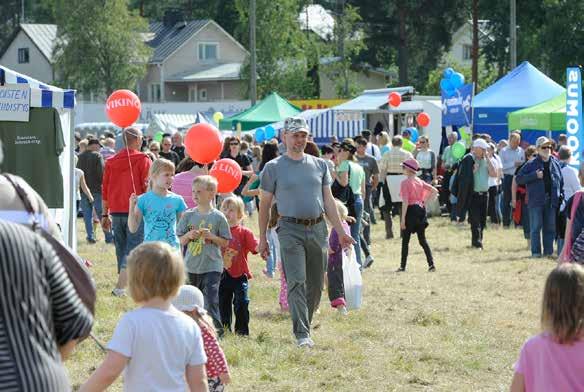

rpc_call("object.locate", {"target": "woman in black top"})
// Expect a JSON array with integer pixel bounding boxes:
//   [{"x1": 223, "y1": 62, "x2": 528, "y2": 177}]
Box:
[{"x1": 220, "y1": 136, "x2": 253, "y2": 195}]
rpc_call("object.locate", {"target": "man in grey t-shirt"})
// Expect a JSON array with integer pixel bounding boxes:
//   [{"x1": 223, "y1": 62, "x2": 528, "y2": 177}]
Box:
[{"x1": 259, "y1": 117, "x2": 353, "y2": 348}]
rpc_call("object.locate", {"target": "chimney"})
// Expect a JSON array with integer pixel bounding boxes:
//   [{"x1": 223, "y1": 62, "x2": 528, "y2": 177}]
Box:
[{"x1": 163, "y1": 8, "x2": 184, "y2": 28}]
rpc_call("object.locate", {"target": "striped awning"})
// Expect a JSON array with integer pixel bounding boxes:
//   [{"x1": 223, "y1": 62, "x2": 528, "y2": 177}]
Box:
[{"x1": 0, "y1": 65, "x2": 75, "y2": 109}]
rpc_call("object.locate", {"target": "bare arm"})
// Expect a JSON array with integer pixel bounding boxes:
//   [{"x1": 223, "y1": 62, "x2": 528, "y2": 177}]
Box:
[
  {"x1": 79, "y1": 174, "x2": 94, "y2": 202},
  {"x1": 487, "y1": 157, "x2": 497, "y2": 177},
  {"x1": 258, "y1": 190, "x2": 274, "y2": 259},
  {"x1": 509, "y1": 372, "x2": 525, "y2": 392},
  {"x1": 79, "y1": 351, "x2": 128, "y2": 392},
  {"x1": 127, "y1": 194, "x2": 142, "y2": 233},
  {"x1": 59, "y1": 339, "x2": 78, "y2": 361},
  {"x1": 202, "y1": 231, "x2": 230, "y2": 248},
  {"x1": 511, "y1": 177, "x2": 518, "y2": 207},
  {"x1": 323, "y1": 186, "x2": 353, "y2": 249},
  {"x1": 241, "y1": 174, "x2": 260, "y2": 197},
  {"x1": 401, "y1": 200, "x2": 408, "y2": 230},
  {"x1": 372, "y1": 174, "x2": 379, "y2": 189},
  {"x1": 186, "y1": 364, "x2": 209, "y2": 392}
]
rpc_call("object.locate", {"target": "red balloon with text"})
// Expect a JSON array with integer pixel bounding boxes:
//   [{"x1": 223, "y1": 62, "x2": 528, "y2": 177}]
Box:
[
  {"x1": 209, "y1": 158, "x2": 243, "y2": 193},
  {"x1": 417, "y1": 112, "x2": 431, "y2": 127},
  {"x1": 388, "y1": 92, "x2": 401, "y2": 107},
  {"x1": 185, "y1": 123, "x2": 222, "y2": 164},
  {"x1": 105, "y1": 90, "x2": 141, "y2": 128}
]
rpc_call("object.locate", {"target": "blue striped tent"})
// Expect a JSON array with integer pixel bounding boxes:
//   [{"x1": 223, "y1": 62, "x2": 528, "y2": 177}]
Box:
[
  {"x1": 256, "y1": 109, "x2": 365, "y2": 144},
  {"x1": 0, "y1": 65, "x2": 76, "y2": 248},
  {"x1": 0, "y1": 65, "x2": 75, "y2": 109}
]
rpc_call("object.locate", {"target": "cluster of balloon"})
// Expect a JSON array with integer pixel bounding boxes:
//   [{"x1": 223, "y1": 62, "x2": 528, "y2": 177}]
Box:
[
  {"x1": 440, "y1": 67, "x2": 465, "y2": 98},
  {"x1": 105, "y1": 90, "x2": 141, "y2": 128},
  {"x1": 459, "y1": 126, "x2": 472, "y2": 147},
  {"x1": 388, "y1": 92, "x2": 401, "y2": 107},
  {"x1": 417, "y1": 112, "x2": 431, "y2": 127},
  {"x1": 255, "y1": 125, "x2": 276, "y2": 143},
  {"x1": 213, "y1": 112, "x2": 224, "y2": 124},
  {"x1": 153, "y1": 131, "x2": 163, "y2": 142},
  {"x1": 209, "y1": 158, "x2": 242, "y2": 193},
  {"x1": 403, "y1": 139, "x2": 416, "y2": 152}
]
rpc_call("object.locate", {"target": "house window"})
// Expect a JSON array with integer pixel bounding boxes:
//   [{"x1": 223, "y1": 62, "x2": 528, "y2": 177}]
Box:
[
  {"x1": 198, "y1": 43, "x2": 218, "y2": 61},
  {"x1": 199, "y1": 89, "x2": 207, "y2": 101},
  {"x1": 149, "y1": 83, "x2": 161, "y2": 102},
  {"x1": 463, "y1": 44, "x2": 472, "y2": 60},
  {"x1": 18, "y1": 48, "x2": 29, "y2": 64}
]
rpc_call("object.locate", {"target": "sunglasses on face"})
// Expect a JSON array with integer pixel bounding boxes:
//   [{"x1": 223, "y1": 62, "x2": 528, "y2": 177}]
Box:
[
  {"x1": 540, "y1": 146, "x2": 551, "y2": 150},
  {"x1": 230, "y1": 142, "x2": 240, "y2": 146},
  {"x1": 150, "y1": 148, "x2": 159, "y2": 151}
]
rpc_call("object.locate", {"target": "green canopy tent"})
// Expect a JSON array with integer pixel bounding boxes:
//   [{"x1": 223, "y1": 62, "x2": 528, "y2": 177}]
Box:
[
  {"x1": 219, "y1": 92, "x2": 301, "y2": 131},
  {"x1": 508, "y1": 92, "x2": 566, "y2": 131}
]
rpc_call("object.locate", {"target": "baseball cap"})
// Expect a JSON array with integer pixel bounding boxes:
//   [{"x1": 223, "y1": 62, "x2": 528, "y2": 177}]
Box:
[
  {"x1": 171, "y1": 285, "x2": 205, "y2": 312},
  {"x1": 536, "y1": 136, "x2": 552, "y2": 148},
  {"x1": 472, "y1": 138, "x2": 489, "y2": 150},
  {"x1": 401, "y1": 158, "x2": 420, "y2": 172},
  {"x1": 284, "y1": 117, "x2": 309, "y2": 134}
]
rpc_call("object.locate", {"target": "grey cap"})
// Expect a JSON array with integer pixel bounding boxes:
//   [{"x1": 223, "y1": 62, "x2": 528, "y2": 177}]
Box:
[
  {"x1": 172, "y1": 285, "x2": 205, "y2": 312},
  {"x1": 536, "y1": 136, "x2": 552, "y2": 148},
  {"x1": 284, "y1": 117, "x2": 309, "y2": 134}
]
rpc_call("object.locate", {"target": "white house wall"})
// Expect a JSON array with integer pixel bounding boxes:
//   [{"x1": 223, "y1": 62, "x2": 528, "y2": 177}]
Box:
[{"x1": 0, "y1": 31, "x2": 54, "y2": 83}]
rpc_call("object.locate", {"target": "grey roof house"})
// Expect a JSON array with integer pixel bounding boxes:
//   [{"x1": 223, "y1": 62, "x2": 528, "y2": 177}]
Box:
[{"x1": 0, "y1": 18, "x2": 249, "y2": 103}]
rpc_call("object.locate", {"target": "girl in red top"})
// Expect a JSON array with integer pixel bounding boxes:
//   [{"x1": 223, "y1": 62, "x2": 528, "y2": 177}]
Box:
[
  {"x1": 172, "y1": 285, "x2": 230, "y2": 392},
  {"x1": 398, "y1": 158, "x2": 439, "y2": 272},
  {"x1": 219, "y1": 196, "x2": 259, "y2": 336}
]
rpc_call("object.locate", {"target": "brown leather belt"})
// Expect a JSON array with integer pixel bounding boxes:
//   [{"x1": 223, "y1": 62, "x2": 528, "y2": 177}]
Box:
[{"x1": 280, "y1": 215, "x2": 324, "y2": 226}]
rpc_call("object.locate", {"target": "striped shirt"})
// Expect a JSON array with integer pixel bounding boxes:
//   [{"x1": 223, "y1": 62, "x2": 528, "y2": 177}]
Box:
[
  {"x1": 379, "y1": 148, "x2": 413, "y2": 176},
  {"x1": 0, "y1": 220, "x2": 93, "y2": 392}
]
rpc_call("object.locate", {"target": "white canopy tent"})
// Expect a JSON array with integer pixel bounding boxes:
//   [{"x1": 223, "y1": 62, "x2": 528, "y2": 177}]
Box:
[
  {"x1": 145, "y1": 112, "x2": 210, "y2": 137},
  {"x1": 0, "y1": 65, "x2": 76, "y2": 248}
]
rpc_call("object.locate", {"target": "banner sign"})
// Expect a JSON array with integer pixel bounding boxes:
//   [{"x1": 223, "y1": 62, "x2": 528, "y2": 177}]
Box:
[
  {"x1": 441, "y1": 83, "x2": 472, "y2": 126},
  {"x1": 566, "y1": 67, "x2": 583, "y2": 169},
  {"x1": 0, "y1": 84, "x2": 30, "y2": 122}
]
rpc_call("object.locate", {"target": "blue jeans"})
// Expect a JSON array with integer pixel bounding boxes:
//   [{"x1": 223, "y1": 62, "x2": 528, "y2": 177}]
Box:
[
  {"x1": 111, "y1": 214, "x2": 144, "y2": 272},
  {"x1": 502, "y1": 175, "x2": 514, "y2": 227},
  {"x1": 528, "y1": 200, "x2": 556, "y2": 256},
  {"x1": 80, "y1": 192, "x2": 113, "y2": 242},
  {"x1": 350, "y1": 196, "x2": 364, "y2": 266}
]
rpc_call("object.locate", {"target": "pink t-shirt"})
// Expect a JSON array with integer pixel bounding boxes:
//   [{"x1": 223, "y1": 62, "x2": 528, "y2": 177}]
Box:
[
  {"x1": 171, "y1": 171, "x2": 200, "y2": 209},
  {"x1": 514, "y1": 333, "x2": 584, "y2": 391},
  {"x1": 399, "y1": 177, "x2": 432, "y2": 207}
]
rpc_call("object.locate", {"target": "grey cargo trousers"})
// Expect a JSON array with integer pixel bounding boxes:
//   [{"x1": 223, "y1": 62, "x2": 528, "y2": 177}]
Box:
[{"x1": 277, "y1": 219, "x2": 328, "y2": 339}]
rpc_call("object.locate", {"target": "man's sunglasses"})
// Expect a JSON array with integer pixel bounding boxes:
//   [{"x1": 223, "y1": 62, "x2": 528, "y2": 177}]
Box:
[{"x1": 540, "y1": 146, "x2": 551, "y2": 150}]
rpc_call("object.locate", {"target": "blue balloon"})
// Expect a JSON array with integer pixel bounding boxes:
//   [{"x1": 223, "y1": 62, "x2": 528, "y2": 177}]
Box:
[
  {"x1": 410, "y1": 128, "x2": 419, "y2": 143},
  {"x1": 440, "y1": 78, "x2": 453, "y2": 92},
  {"x1": 443, "y1": 67, "x2": 454, "y2": 79},
  {"x1": 255, "y1": 128, "x2": 265, "y2": 142},
  {"x1": 265, "y1": 125, "x2": 276, "y2": 139},
  {"x1": 451, "y1": 72, "x2": 465, "y2": 89}
]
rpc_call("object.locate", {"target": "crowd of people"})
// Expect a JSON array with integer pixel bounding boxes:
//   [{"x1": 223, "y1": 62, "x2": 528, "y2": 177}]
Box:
[{"x1": 1, "y1": 116, "x2": 584, "y2": 390}]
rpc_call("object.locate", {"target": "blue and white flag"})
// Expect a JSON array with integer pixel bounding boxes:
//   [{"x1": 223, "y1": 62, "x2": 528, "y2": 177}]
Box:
[
  {"x1": 441, "y1": 83, "x2": 473, "y2": 127},
  {"x1": 566, "y1": 67, "x2": 583, "y2": 169}
]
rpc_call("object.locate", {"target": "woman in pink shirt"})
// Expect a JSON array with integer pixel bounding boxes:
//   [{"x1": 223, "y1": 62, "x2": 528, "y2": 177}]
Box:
[
  {"x1": 510, "y1": 263, "x2": 584, "y2": 392},
  {"x1": 172, "y1": 158, "x2": 208, "y2": 209},
  {"x1": 397, "y1": 158, "x2": 439, "y2": 272}
]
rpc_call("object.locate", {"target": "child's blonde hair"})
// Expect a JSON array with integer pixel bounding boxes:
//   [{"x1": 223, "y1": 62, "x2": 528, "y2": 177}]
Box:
[
  {"x1": 148, "y1": 158, "x2": 175, "y2": 189},
  {"x1": 221, "y1": 196, "x2": 245, "y2": 220},
  {"x1": 192, "y1": 175, "x2": 218, "y2": 193},
  {"x1": 541, "y1": 263, "x2": 584, "y2": 344},
  {"x1": 334, "y1": 199, "x2": 349, "y2": 221},
  {"x1": 127, "y1": 242, "x2": 185, "y2": 303}
]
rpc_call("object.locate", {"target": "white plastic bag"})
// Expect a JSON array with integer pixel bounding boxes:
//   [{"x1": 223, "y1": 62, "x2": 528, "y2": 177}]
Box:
[{"x1": 342, "y1": 245, "x2": 363, "y2": 310}]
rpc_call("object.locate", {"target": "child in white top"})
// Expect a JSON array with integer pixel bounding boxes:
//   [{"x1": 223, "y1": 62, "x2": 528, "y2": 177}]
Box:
[
  {"x1": 510, "y1": 263, "x2": 584, "y2": 392},
  {"x1": 80, "y1": 242, "x2": 208, "y2": 392}
]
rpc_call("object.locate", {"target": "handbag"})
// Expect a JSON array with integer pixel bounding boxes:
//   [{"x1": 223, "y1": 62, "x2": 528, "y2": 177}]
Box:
[
  {"x1": 331, "y1": 162, "x2": 356, "y2": 217},
  {"x1": 3, "y1": 174, "x2": 97, "y2": 318}
]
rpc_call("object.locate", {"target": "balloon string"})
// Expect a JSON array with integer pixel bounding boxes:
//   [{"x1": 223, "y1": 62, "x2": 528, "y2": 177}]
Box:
[{"x1": 124, "y1": 129, "x2": 137, "y2": 195}]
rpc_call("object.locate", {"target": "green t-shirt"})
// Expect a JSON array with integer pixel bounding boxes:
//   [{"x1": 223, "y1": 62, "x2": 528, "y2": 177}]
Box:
[
  {"x1": 338, "y1": 160, "x2": 365, "y2": 195},
  {"x1": 473, "y1": 157, "x2": 489, "y2": 192},
  {"x1": 0, "y1": 108, "x2": 64, "y2": 207}
]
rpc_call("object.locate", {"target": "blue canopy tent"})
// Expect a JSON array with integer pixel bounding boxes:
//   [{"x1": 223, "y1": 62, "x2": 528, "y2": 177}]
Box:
[
  {"x1": 0, "y1": 64, "x2": 77, "y2": 248},
  {"x1": 472, "y1": 61, "x2": 565, "y2": 144}
]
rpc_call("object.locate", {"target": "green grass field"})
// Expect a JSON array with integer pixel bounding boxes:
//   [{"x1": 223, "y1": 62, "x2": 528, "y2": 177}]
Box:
[{"x1": 68, "y1": 215, "x2": 553, "y2": 391}]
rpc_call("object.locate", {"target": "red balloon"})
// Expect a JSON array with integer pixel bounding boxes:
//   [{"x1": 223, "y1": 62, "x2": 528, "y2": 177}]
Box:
[
  {"x1": 388, "y1": 92, "x2": 401, "y2": 107},
  {"x1": 184, "y1": 124, "x2": 222, "y2": 164},
  {"x1": 209, "y1": 158, "x2": 243, "y2": 193},
  {"x1": 417, "y1": 112, "x2": 431, "y2": 127},
  {"x1": 105, "y1": 90, "x2": 141, "y2": 128}
]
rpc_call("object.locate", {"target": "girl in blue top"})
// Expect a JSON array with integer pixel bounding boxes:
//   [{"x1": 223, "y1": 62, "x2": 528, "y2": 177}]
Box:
[{"x1": 129, "y1": 158, "x2": 187, "y2": 249}]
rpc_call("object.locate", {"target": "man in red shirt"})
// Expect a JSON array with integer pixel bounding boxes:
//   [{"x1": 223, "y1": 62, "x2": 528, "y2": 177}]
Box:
[{"x1": 101, "y1": 128, "x2": 151, "y2": 296}]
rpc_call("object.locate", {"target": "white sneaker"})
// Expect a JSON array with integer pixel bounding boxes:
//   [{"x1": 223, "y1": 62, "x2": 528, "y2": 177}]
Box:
[
  {"x1": 337, "y1": 305, "x2": 348, "y2": 315},
  {"x1": 364, "y1": 255, "x2": 374, "y2": 269},
  {"x1": 297, "y1": 337, "x2": 315, "y2": 348},
  {"x1": 111, "y1": 288, "x2": 126, "y2": 297}
]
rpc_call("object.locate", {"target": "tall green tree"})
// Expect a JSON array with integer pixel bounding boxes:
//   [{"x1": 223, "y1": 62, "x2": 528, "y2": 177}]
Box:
[
  {"x1": 54, "y1": 0, "x2": 152, "y2": 95},
  {"x1": 235, "y1": 0, "x2": 318, "y2": 99}
]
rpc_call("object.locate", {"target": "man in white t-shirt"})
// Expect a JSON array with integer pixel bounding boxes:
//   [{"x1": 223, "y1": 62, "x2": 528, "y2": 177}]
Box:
[{"x1": 361, "y1": 130, "x2": 381, "y2": 160}]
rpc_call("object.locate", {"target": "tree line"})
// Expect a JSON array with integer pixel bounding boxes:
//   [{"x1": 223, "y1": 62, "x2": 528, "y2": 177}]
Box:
[{"x1": 1, "y1": 0, "x2": 582, "y2": 98}]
